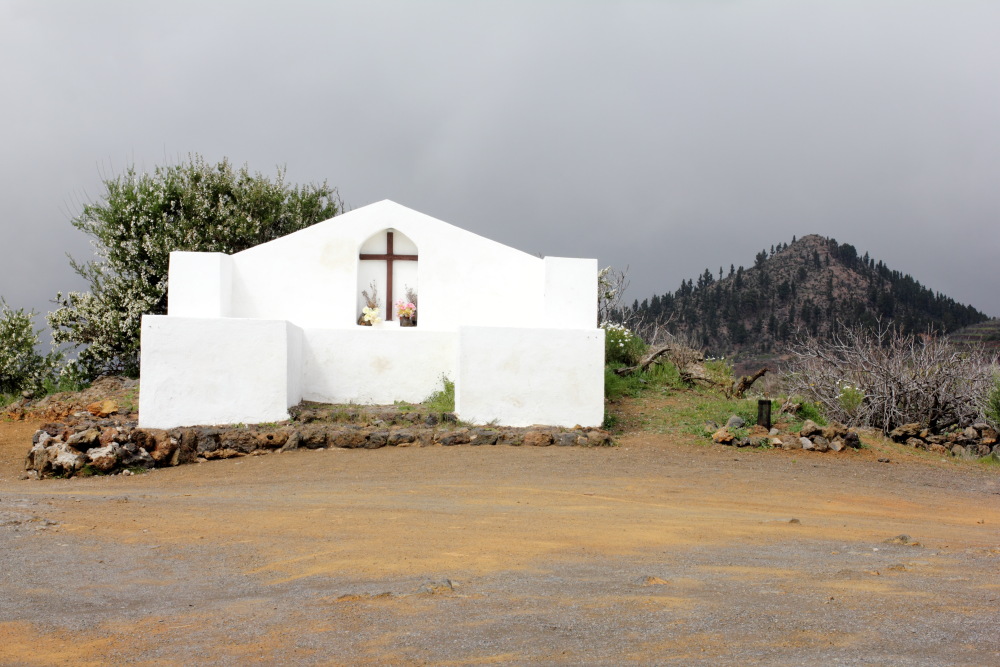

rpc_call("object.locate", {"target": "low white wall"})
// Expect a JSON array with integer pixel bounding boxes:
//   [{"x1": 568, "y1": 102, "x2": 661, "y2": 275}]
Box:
[
  {"x1": 301, "y1": 326, "x2": 457, "y2": 405},
  {"x1": 167, "y1": 252, "x2": 232, "y2": 318},
  {"x1": 455, "y1": 326, "x2": 605, "y2": 427},
  {"x1": 138, "y1": 316, "x2": 302, "y2": 428}
]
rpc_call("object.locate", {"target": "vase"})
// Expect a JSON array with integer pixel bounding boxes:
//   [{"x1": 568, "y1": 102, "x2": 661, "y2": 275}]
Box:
[{"x1": 399, "y1": 316, "x2": 414, "y2": 327}]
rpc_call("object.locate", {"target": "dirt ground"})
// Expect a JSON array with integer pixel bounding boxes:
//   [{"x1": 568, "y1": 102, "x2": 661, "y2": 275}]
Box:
[{"x1": 1, "y1": 402, "x2": 999, "y2": 665}]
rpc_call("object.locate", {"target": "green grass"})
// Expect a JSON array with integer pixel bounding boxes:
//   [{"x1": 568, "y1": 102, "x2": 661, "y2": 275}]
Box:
[
  {"x1": 423, "y1": 376, "x2": 455, "y2": 412},
  {"x1": 669, "y1": 394, "x2": 762, "y2": 438}
]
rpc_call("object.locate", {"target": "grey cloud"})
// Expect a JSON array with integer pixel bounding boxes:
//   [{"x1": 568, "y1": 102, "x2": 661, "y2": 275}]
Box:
[{"x1": 1, "y1": 1, "x2": 997, "y2": 329}]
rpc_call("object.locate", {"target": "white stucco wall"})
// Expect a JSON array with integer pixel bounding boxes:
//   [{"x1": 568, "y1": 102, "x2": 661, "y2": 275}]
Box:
[
  {"x1": 167, "y1": 252, "x2": 232, "y2": 318},
  {"x1": 224, "y1": 201, "x2": 545, "y2": 330},
  {"x1": 145, "y1": 201, "x2": 606, "y2": 429},
  {"x1": 455, "y1": 326, "x2": 605, "y2": 427},
  {"x1": 301, "y1": 326, "x2": 457, "y2": 404},
  {"x1": 544, "y1": 256, "x2": 598, "y2": 328},
  {"x1": 138, "y1": 316, "x2": 303, "y2": 428}
]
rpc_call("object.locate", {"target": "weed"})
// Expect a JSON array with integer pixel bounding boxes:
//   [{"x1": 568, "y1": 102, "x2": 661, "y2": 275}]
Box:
[
  {"x1": 977, "y1": 454, "x2": 1000, "y2": 468},
  {"x1": 423, "y1": 375, "x2": 455, "y2": 412}
]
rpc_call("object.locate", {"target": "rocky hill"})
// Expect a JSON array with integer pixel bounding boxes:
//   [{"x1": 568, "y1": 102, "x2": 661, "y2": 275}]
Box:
[{"x1": 632, "y1": 234, "x2": 988, "y2": 356}]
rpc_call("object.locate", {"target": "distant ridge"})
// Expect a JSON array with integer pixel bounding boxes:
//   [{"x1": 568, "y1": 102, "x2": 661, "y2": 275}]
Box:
[
  {"x1": 949, "y1": 318, "x2": 1000, "y2": 351},
  {"x1": 632, "y1": 234, "x2": 988, "y2": 356}
]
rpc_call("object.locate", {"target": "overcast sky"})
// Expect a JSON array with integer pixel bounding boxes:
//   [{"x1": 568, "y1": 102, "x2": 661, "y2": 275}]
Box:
[{"x1": 2, "y1": 0, "x2": 998, "y2": 330}]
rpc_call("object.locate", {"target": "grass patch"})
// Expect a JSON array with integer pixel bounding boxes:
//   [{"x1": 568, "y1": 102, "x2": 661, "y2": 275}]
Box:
[{"x1": 423, "y1": 376, "x2": 455, "y2": 413}]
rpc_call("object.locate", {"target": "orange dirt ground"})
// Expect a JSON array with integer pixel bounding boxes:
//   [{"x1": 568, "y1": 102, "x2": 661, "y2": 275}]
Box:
[{"x1": 1, "y1": 395, "x2": 998, "y2": 665}]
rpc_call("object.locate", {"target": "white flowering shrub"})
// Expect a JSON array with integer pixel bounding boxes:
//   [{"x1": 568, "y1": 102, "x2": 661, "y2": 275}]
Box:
[
  {"x1": 0, "y1": 300, "x2": 60, "y2": 396},
  {"x1": 602, "y1": 322, "x2": 647, "y2": 366},
  {"x1": 47, "y1": 155, "x2": 342, "y2": 378}
]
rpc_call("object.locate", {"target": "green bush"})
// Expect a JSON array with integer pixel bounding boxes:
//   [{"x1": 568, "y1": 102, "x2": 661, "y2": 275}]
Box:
[
  {"x1": 837, "y1": 383, "x2": 865, "y2": 416},
  {"x1": 0, "y1": 300, "x2": 60, "y2": 398},
  {"x1": 703, "y1": 357, "x2": 734, "y2": 386},
  {"x1": 602, "y1": 323, "x2": 646, "y2": 366},
  {"x1": 985, "y1": 374, "x2": 1000, "y2": 428},
  {"x1": 48, "y1": 154, "x2": 342, "y2": 379},
  {"x1": 796, "y1": 400, "x2": 827, "y2": 426}
]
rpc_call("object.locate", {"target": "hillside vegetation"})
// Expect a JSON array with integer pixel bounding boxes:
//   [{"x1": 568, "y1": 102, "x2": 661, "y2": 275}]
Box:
[{"x1": 632, "y1": 234, "x2": 987, "y2": 356}]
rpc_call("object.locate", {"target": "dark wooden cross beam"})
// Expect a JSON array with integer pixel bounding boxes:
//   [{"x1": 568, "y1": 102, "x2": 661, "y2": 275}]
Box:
[{"x1": 359, "y1": 231, "x2": 418, "y2": 321}]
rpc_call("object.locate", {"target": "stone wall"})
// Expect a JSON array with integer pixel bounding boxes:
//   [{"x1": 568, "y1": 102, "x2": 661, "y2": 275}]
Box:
[
  {"x1": 22, "y1": 405, "x2": 613, "y2": 479},
  {"x1": 887, "y1": 422, "x2": 1000, "y2": 459}
]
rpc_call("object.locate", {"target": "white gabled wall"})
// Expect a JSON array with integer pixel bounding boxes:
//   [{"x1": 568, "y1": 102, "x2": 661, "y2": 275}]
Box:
[{"x1": 226, "y1": 201, "x2": 545, "y2": 330}]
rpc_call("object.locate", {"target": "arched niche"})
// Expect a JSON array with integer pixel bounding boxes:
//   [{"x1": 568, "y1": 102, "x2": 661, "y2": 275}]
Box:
[{"x1": 356, "y1": 228, "x2": 418, "y2": 324}]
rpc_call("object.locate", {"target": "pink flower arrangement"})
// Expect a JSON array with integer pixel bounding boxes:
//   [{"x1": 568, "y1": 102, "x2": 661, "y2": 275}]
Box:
[{"x1": 395, "y1": 300, "x2": 416, "y2": 318}]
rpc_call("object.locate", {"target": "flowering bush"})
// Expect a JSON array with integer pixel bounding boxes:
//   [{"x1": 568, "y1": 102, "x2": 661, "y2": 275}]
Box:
[
  {"x1": 837, "y1": 383, "x2": 865, "y2": 416},
  {"x1": 0, "y1": 300, "x2": 60, "y2": 396},
  {"x1": 396, "y1": 300, "x2": 416, "y2": 319},
  {"x1": 48, "y1": 154, "x2": 342, "y2": 379},
  {"x1": 602, "y1": 322, "x2": 647, "y2": 366}
]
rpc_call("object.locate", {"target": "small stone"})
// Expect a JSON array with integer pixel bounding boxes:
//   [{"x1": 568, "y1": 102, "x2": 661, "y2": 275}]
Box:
[
  {"x1": 712, "y1": 428, "x2": 734, "y2": 445},
  {"x1": 889, "y1": 423, "x2": 921, "y2": 442},
  {"x1": 844, "y1": 431, "x2": 861, "y2": 449},
  {"x1": 800, "y1": 437, "x2": 815, "y2": 451},
  {"x1": 799, "y1": 420, "x2": 823, "y2": 438},
  {"x1": 553, "y1": 432, "x2": 580, "y2": 447},
  {"x1": 768, "y1": 428, "x2": 779, "y2": 436},
  {"x1": 638, "y1": 576, "x2": 669, "y2": 586},
  {"x1": 828, "y1": 438, "x2": 844, "y2": 452},
  {"x1": 782, "y1": 438, "x2": 803, "y2": 451},
  {"x1": 439, "y1": 430, "x2": 471, "y2": 446},
  {"x1": 725, "y1": 415, "x2": 745, "y2": 429},
  {"x1": 417, "y1": 579, "x2": 455, "y2": 595},
  {"x1": 86, "y1": 400, "x2": 119, "y2": 418},
  {"x1": 523, "y1": 430, "x2": 553, "y2": 447}
]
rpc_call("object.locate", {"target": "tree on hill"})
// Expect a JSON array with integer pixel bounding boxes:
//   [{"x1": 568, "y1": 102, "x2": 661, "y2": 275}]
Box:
[
  {"x1": 630, "y1": 234, "x2": 987, "y2": 357},
  {"x1": 48, "y1": 155, "x2": 343, "y2": 380}
]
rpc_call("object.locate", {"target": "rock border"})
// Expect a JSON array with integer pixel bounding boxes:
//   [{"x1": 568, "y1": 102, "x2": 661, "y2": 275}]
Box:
[{"x1": 22, "y1": 408, "x2": 613, "y2": 479}]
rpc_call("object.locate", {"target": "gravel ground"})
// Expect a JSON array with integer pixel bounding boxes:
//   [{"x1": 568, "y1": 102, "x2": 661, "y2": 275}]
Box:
[{"x1": 1, "y1": 418, "x2": 999, "y2": 665}]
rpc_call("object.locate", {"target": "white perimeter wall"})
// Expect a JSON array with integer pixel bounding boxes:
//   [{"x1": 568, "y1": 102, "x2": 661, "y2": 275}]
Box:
[
  {"x1": 456, "y1": 326, "x2": 605, "y2": 427},
  {"x1": 138, "y1": 316, "x2": 302, "y2": 429},
  {"x1": 301, "y1": 326, "x2": 456, "y2": 404}
]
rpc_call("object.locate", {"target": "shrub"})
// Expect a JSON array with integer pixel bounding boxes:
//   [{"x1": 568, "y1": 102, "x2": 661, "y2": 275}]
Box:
[
  {"x1": 985, "y1": 373, "x2": 1000, "y2": 428},
  {"x1": 602, "y1": 323, "x2": 647, "y2": 366},
  {"x1": 48, "y1": 154, "x2": 342, "y2": 379},
  {"x1": 786, "y1": 322, "x2": 995, "y2": 432},
  {"x1": 0, "y1": 300, "x2": 60, "y2": 398}
]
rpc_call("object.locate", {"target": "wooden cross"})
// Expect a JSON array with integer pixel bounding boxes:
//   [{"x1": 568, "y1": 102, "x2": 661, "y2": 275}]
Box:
[{"x1": 359, "y1": 231, "x2": 418, "y2": 321}]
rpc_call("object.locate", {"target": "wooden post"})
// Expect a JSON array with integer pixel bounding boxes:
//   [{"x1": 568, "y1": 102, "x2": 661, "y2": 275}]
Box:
[{"x1": 757, "y1": 399, "x2": 772, "y2": 430}]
